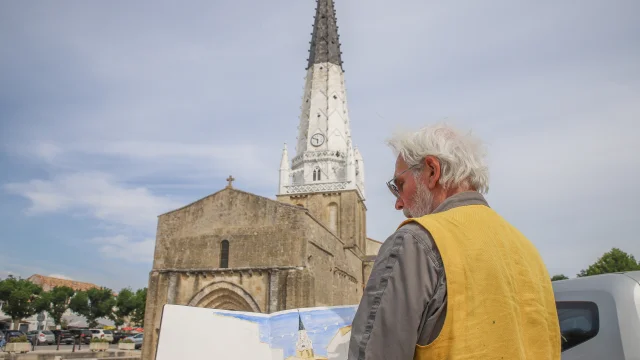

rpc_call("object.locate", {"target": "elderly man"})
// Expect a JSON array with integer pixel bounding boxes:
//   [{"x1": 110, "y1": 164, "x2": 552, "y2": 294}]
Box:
[{"x1": 348, "y1": 123, "x2": 560, "y2": 360}]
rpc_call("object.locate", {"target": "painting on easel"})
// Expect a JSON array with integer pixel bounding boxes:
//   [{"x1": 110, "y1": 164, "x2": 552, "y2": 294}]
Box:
[{"x1": 155, "y1": 304, "x2": 356, "y2": 360}]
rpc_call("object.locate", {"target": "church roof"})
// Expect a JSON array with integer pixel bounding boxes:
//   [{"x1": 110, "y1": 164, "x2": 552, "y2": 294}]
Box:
[
  {"x1": 27, "y1": 274, "x2": 109, "y2": 293},
  {"x1": 307, "y1": 0, "x2": 343, "y2": 70},
  {"x1": 366, "y1": 237, "x2": 382, "y2": 244},
  {"x1": 159, "y1": 186, "x2": 307, "y2": 216}
]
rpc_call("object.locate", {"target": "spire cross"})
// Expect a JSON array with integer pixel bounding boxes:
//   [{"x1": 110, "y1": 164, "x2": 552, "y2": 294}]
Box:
[{"x1": 226, "y1": 175, "x2": 235, "y2": 188}]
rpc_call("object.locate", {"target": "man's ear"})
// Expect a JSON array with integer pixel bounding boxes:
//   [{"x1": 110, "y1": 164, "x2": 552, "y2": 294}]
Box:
[{"x1": 424, "y1": 156, "x2": 441, "y2": 189}]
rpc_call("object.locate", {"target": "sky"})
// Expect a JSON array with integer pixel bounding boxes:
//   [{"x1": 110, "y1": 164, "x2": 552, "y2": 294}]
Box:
[{"x1": 0, "y1": 0, "x2": 638, "y2": 292}]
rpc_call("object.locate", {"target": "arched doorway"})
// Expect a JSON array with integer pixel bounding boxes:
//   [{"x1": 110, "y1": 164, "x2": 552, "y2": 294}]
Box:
[{"x1": 187, "y1": 281, "x2": 261, "y2": 312}]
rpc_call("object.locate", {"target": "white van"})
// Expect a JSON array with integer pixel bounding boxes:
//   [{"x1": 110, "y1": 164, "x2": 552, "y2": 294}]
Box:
[{"x1": 553, "y1": 271, "x2": 640, "y2": 359}]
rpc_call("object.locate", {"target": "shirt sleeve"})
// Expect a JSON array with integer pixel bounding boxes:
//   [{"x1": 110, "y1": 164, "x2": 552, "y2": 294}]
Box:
[{"x1": 348, "y1": 225, "x2": 443, "y2": 360}]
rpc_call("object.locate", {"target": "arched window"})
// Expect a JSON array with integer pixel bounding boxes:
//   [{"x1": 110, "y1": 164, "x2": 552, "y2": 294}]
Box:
[
  {"x1": 313, "y1": 167, "x2": 321, "y2": 181},
  {"x1": 220, "y1": 240, "x2": 229, "y2": 268},
  {"x1": 328, "y1": 203, "x2": 338, "y2": 233}
]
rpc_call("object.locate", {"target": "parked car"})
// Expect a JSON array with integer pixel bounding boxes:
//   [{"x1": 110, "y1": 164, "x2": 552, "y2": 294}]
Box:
[
  {"x1": 112, "y1": 331, "x2": 132, "y2": 344},
  {"x1": 26, "y1": 330, "x2": 55, "y2": 345},
  {"x1": 51, "y1": 330, "x2": 74, "y2": 345},
  {"x1": 68, "y1": 329, "x2": 93, "y2": 344},
  {"x1": 89, "y1": 329, "x2": 114, "y2": 342},
  {"x1": 553, "y1": 270, "x2": 640, "y2": 359},
  {"x1": 3, "y1": 330, "x2": 25, "y2": 343},
  {"x1": 124, "y1": 333, "x2": 144, "y2": 349}
]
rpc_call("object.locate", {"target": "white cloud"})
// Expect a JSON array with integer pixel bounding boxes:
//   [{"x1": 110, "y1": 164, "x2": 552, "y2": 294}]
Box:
[
  {"x1": 93, "y1": 235, "x2": 155, "y2": 263},
  {"x1": 14, "y1": 140, "x2": 279, "y2": 189},
  {"x1": 4, "y1": 172, "x2": 182, "y2": 231}
]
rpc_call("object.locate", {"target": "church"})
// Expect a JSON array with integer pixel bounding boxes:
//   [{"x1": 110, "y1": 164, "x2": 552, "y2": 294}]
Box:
[{"x1": 141, "y1": 0, "x2": 381, "y2": 358}]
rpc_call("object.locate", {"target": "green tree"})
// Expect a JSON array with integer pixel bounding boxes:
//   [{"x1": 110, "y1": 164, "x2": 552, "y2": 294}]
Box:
[
  {"x1": 69, "y1": 288, "x2": 116, "y2": 328},
  {"x1": 130, "y1": 288, "x2": 147, "y2": 327},
  {"x1": 37, "y1": 286, "x2": 75, "y2": 327},
  {"x1": 577, "y1": 248, "x2": 640, "y2": 277},
  {"x1": 0, "y1": 276, "x2": 47, "y2": 329},
  {"x1": 111, "y1": 288, "x2": 138, "y2": 327},
  {"x1": 551, "y1": 274, "x2": 569, "y2": 281}
]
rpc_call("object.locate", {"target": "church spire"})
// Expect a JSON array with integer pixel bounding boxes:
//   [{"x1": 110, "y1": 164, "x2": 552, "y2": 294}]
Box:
[
  {"x1": 277, "y1": 0, "x2": 365, "y2": 201},
  {"x1": 307, "y1": 0, "x2": 343, "y2": 70}
]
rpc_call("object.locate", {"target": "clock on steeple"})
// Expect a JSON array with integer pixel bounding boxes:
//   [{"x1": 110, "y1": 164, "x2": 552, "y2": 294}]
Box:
[{"x1": 310, "y1": 133, "x2": 325, "y2": 147}]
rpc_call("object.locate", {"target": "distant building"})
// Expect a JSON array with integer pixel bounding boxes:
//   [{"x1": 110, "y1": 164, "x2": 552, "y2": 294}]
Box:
[{"x1": 26, "y1": 274, "x2": 104, "y2": 293}]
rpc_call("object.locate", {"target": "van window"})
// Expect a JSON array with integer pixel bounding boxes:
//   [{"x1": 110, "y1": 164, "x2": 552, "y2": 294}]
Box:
[{"x1": 556, "y1": 301, "x2": 599, "y2": 352}]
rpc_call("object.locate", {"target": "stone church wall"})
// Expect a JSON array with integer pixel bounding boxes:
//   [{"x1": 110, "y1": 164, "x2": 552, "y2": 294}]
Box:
[
  {"x1": 142, "y1": 189, "x2": 373, "y2": 360},
  {"x1": 298, "y1": 212, "x2": 364, "y2": 306},
  {"x1": 154, "y1": 189, "x2": 308, "y2": 270}
]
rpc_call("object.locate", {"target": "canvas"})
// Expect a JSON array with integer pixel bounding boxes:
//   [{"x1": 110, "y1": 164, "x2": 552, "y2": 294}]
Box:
[{"x1": 154, "y1": 304, "x2": 357, "y2": 360}]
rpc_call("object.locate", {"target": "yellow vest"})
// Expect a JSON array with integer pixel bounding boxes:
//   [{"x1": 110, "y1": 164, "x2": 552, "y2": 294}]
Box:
[{"x1": 399, "y1": 204, "x2": 561, "y2": 360}]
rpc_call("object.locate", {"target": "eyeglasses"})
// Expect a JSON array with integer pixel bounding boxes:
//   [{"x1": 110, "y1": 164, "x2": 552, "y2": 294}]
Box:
[{"x1": 386, "y1": 164, "x2": 419, "y2": 198}]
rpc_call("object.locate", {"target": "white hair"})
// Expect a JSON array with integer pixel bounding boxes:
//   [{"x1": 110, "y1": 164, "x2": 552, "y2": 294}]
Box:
[{"x1": 386, "y1": 122, "x2": 489, "y2": 194}]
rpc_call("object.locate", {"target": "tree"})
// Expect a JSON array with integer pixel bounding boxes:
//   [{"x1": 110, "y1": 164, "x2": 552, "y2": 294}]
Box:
[
  {"x1": 130, "y1": 288, "x2": 147, "y2": 327},
  {"x1": 111, "y1": 288, "x2": 137, "y2": 327},
  {"x1": 37, "y1": 286, "x2": 75, "y2": 327},
  {"x1": 69, "y1": 288, "x2": 116, "y2": 328},
  {"x1": 577, "y1": 248, "x2": 640, "y2": 277},
  {"x1": 551, "y1": 274, "x2": 569, "y2": 281},
  {"x1": 0, "y1": 276, "x2": 47, "y2": 329}
]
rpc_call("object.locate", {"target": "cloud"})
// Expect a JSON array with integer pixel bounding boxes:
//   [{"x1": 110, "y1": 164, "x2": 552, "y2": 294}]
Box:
[
  {"x1": 93, "y1": 235, "x2": 155, "y2": 263},
  {"x1": 5, "y1": 172, "x2": 181, "y2": 230},
  {"x1": 13, "y1": 140, "x2": 279, "y2": 189}
]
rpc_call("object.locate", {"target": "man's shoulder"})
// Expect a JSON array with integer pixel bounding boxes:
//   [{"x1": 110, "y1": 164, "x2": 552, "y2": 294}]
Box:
[{"x1": 378, "y1": 221, "x2": 442, "y2": 265}]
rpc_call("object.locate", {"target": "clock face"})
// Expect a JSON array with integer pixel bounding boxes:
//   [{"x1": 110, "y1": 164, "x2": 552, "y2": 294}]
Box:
[{"x1": 310, "y1": 133, "x2": 325, "y2": 147}]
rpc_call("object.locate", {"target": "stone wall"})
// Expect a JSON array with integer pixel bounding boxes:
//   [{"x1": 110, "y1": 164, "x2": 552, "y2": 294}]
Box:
[
  {"x1": 276, "y1": 189, "x2": 367, "y2": 254},
  {"x1": 140, "y1": 186, "x2": 380, "y2": 360},
  {"x1": 154, "y1": 189, "x2": 309, "y2": 270}
]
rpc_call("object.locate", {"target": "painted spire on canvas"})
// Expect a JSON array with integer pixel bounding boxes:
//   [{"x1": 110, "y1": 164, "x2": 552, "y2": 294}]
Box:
[{"x1": 295, "y1": 312, "x2": 314, "y2": 358}]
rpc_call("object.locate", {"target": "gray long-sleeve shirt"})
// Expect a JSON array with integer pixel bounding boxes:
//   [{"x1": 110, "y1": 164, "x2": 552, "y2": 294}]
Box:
[{"x1": 348, "y1": 191, "x2": 490, "y2": 360}]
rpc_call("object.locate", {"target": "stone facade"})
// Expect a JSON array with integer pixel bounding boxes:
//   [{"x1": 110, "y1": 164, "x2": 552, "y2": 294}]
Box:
[{"x1": 141, "y1": 187, "x2": 380, "y2": 359}]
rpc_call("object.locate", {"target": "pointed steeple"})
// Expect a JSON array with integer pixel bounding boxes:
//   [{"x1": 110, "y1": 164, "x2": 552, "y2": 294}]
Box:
[
  {"x1": 279, "y1": 143, "x2": 290, "y2": 194},
  {"x1": 277, "y1": 0, "x2": 364, "y2": 202},
  {"x1": 280, "y1": 143, "x2": 289, "y2": 170},
  {"x1": 307, "y1": 0, "x2": 343, "y2": 70},
  {"x1": 298, "y1": 313, "x2": 305, "y2": 330}
]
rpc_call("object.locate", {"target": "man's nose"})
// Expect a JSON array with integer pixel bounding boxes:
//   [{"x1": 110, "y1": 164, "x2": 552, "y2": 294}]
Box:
[{"x1": 395, "y1": 196, "x2": 404, "y2": 210}]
